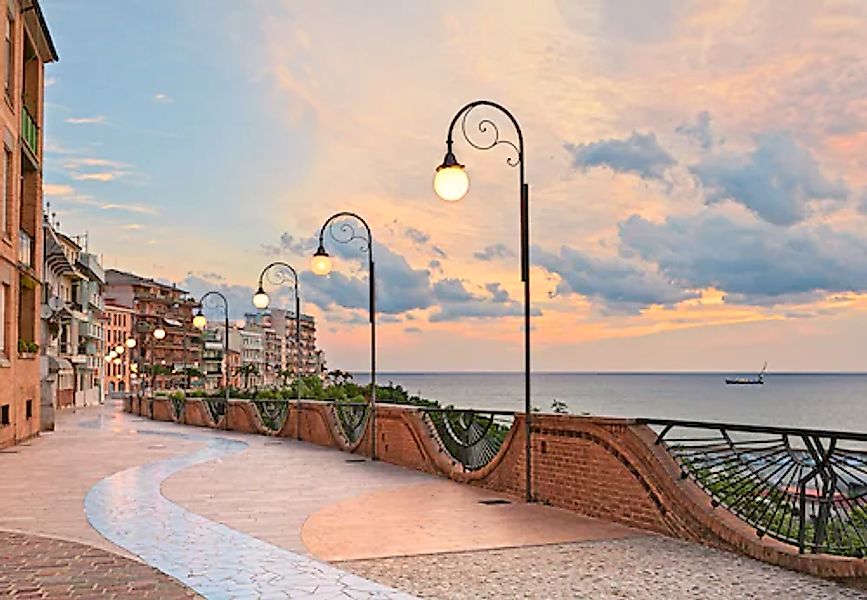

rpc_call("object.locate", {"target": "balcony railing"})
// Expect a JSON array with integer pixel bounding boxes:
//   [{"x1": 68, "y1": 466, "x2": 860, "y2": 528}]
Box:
[
  {"x1": 21, "y1": 106, "x2": 38, "y2": 156},
  {"x1": 643, "y1": 418, "x2": 867, "y2": 556},
  {"x1": 18, "y1": 229, "x2": 33, "y2": 268}
]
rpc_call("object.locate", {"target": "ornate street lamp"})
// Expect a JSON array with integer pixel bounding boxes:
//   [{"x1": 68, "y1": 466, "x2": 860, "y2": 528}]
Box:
[
  {"x1": 253, "y1": 261, "x2": 303, "y2": 439},
  {"x1": 434, "y1": 100, "x2": 533, "y2": 502},
  {"x1": 192, "y1": 291, "x2": 231, "y2": 402},
  {"x1": 312, "y1": 212, "x2": 377, "y2": 459}
]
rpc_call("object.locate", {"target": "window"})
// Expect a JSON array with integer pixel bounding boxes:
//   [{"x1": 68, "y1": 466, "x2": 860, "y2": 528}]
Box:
[
  {"x1": 25, "y1": 399, "x2": 31, "y2": 419},
  {"x1": 0, "y1": 404, "x2": 8, "y2": 426},
  {"x1": 1, "y1": 147, "x2": 8, "y2": 238},
  {"x1": 0, "y1": 283, "x2": 6, "y2": 356},
  {"x1": 3, "y1": 16, "x2": 11, "y2": 99}
]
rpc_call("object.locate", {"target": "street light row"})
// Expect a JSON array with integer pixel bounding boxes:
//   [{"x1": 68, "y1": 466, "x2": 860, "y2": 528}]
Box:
[{"x1": 135, "y1": 101, "x2": 533, "y2": 498}]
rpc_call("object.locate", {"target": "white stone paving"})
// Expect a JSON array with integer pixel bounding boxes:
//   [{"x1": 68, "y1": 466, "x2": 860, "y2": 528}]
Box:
[{"x1": 84, "y1": 426, "x2": 416, "y2": 600}]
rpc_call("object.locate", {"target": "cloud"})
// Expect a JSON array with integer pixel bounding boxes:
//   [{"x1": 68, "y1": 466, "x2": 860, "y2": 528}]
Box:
[
  {"x1": 178, "y1": 275, "x2": 256, "y2": 320},
  {"x1": 154, "y1": 93, "x2": 173, "y2": 103},
  {"x1": 474, "y1": 243, "x2": 515, "y2": 262},
  {"x1": 565, "y1": 131, "x2": 675, "y2": 180},
  {"x1": 61, "y1": 157, "x2": 132, "y2": 183},
  {"x1": 619, "y1": 212, "x2": 867, "y2": 304},
  {"x1": 676, "y1": 111, "x2": 715, "y2": 151},
  {"x1": 433, "y1": 278, "x2": 474, "y2": 302},
  {"x1": 429, "y1": 278, "x2": 538, "y2": 322},
  {"x1": 43, "y1": 183, "x2": 75, "y2": 196},
  {"x1": 404, "y1": 326, "x2": 422, "y2": 334},
  {"x1": 121, "y1": 224, "x2": 143, "y2": 230},
  {"x1": 690, "y1": 132, "x2": 849, "y2": 226},
  {"x1": 404, "y1": 226, "x2": 430, "y2": 245},
  {"x1": 859, "y1": 189, "x2": 867, "y2": 215},
  {"x1": 261, "y1": 232, "x2": 316, "y2": 257},
  {"x1": 301, "y1": 241, "x2": 434, "y2": 315},
  {"x1": 534, "y1": 244, "x2": 696, "y2": 313},
  {"x1": 72, "y1": 172, "x2": 118, "y2": 182},
  {"x1": 65, "y1": 116, "x2": 108, "y2": 125}
]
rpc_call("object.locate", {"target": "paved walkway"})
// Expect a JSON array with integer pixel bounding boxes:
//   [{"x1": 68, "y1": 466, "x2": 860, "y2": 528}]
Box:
[
  {"x1": 1, "y1": 400, "x2": 864, "y2": 599},
  {"x1": 0, "y1": 529, "x2": 198, "y2": 599}
]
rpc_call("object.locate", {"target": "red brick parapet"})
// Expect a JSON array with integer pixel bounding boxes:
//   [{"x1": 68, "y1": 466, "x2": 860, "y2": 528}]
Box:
[{"x1": 125, "y1": 398, "x2": 867, "y2": 582}]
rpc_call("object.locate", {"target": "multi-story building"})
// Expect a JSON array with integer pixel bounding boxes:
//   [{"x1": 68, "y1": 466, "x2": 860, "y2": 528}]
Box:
[
  {"x1": 103, "y1": 302, "x2": 134, "y2": 394},
  {"x1": 39, "y1": 218, "x2": 105, "y2": 427},
  {"x1": 200, "y1": 328, "x2": 224, "y2": 391},
  {"x1": 104, "y1": 269, "x2": 201, "y2": 391},
  {"x1": 245, "y1": 308, "x2": 324, "y2": 381},
  {"x1": 0, "y1": 2, "x2": 56, "y2": 448},
  {"x1": 237, "y1": 327, "x2": 264, "y2": 388}
]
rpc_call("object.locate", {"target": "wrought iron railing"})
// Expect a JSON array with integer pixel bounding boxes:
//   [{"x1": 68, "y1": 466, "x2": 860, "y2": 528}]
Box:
[
  {"x1": 331, "y1": 401, "x2": 369, "y2": 445},
  {"x1": 203, "y1": 398, "x2": 227, "y2": 424},
  {"x1": 252, "y1": 399, "x2": 289, "y2": 433},
  {"x1": 641, "y1": 418, "x2": 867, "y2": 556},
  {"x1": 21, "y1": 106, "x2": 38, "y2": 155},
  {"x1": 423, "y1": 408, "x2": 515, "y2": 471}
]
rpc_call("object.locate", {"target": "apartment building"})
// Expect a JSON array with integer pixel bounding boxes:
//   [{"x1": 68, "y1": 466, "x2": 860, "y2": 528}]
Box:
[
  {"x1": 39, "y1": 218, "x2": 104, "y2": 429},
  {"x1": 0, "y1": 1, "x2": 56, "y2": 448},
  {"x1": 245, "y1": 308, "x2": 324, "y2": 380},
  {"x1": 103, "y1": 302, "x2": 134, "y2": 394},
  {"x1": 104, "y1": 269, "x2": 201, "y2": 391}
]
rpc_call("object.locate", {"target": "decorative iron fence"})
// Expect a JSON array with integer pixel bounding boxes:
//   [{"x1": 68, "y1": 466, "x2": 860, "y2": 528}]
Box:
[
  {"x1": 203, "y1": 398, "x2": 227, "y2": 425},
  {"x1": 331, "y1": 401, "x2": 369, "y2": 445},
  {"x1": 641, "y1": 418, "x2": 867, "y2": 556},
  {"x1": 252, "y1": 399, "x2": 289, "y2": 433},
  {"x1": 171, "y1": 396, "x2": 185, "y2": 421},
  {"x1": 423, "y1": 408, "x2": 514, "y2": 471}
]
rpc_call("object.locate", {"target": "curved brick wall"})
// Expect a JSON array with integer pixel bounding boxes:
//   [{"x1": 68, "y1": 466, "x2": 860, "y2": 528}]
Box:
[{"x1": 136, "y1": 397, "x2": 867, "y2": 582}]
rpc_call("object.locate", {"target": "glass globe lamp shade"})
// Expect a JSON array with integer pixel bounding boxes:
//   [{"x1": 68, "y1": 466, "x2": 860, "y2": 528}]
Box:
[
  {"x1": 153, "y1": 327, "x2": 166, "y2": 340},
  {"x1": 310, "y1": 248, "x2": 333, "y2": 276},
  {"x1": 252, "y1": 288, "x2": 270, "y2": 309},
  {"x1": 109, "y1": 350, "x2": 117, "y2": 359},
  {"x1": 115, "y1": 345, "x2": 124, "y2": 355},
  {"x1": 433, "y1": 151, "x2": 469, "y2": 202},
  {"x1": 192, "y1": 314, "x2": 208, "y2": 330},
  {"x1": 125, "y1": 338, "x2": 137, "y2": 349},
  {"x1": 104, "y1": 354, "x2": 112, "y2": 363},
  {"x1": 113, "y1": 358, "x2": 121, "y2": 366}
]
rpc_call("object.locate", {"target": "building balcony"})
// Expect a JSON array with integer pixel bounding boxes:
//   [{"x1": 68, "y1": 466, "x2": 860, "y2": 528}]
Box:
[{"x1": 21, "y1": 106, "x2": 38, "y2": 157}]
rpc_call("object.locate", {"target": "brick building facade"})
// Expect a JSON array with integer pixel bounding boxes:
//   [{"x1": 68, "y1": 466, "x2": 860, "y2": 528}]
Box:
[{"x1": 0, "y1": 1, "x2": 56, "y2": 448}]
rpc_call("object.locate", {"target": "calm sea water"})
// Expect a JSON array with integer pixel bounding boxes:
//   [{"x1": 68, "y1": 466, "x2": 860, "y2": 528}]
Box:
[{"x1": 352, "y1": 372, "x2": 867, "y2": 433}]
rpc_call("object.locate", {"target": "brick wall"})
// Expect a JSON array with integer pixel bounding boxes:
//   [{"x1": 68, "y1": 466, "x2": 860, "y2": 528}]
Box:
[{"x1": 129, "y1": 399, "x2": 867, "y2": 581}]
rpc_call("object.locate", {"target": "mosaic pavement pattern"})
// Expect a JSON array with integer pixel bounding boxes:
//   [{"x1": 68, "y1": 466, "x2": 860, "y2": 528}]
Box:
[{"x1": 84, "y1": 429, "x2": 415, "y2": 599}]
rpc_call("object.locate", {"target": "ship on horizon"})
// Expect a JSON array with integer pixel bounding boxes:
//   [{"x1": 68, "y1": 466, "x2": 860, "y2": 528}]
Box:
[{"x1": 726, "y1": 363, "x2": 767, "y2": 386}]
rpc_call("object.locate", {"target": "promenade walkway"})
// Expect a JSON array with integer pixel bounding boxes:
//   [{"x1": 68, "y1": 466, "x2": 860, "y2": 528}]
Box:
[{"x1": 0, "y1": 400, "x2": 862, "y2": 599}]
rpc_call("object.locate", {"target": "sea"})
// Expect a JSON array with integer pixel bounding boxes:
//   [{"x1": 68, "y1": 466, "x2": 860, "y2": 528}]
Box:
[{"x1": 351, "y1": 372, "x2": 867, "y2": 434}]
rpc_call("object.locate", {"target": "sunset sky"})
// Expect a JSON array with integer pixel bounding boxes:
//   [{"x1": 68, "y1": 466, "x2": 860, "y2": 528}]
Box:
[{"x1": 40, "y1": 1, "x2": 867, "y2": 372}]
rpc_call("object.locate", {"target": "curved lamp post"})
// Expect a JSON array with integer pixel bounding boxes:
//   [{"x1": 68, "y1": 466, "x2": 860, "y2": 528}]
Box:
[
  {"x1": 150, "y1": 324, "x2": 166, "y2": 393},
  {"x1": 434, "y1": 100, "x2": 533, "y2": 502},
  {"x1": 192, "y1": 291, "x2": 230, "y2": 402},
  {"x1": 312, "y1": 212, "x2": 377, "y2": 459},
  {"x1": 253, "y1": 261, "x2": 303, "y2": 439}
]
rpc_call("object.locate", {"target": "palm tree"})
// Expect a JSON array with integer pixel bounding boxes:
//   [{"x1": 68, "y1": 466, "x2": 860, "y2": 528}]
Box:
[
  {"x1": 235, "y1": 364, "x2": 260, "y2": 390},
  {"x1": 277, "y1": 368, "x2": 295, "y2": 388}
]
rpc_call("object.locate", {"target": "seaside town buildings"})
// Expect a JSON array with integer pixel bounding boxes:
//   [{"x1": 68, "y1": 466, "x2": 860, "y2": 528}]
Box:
[
  {"x1": 100, "y1": 269, "x2": 327, "y2": 394},
  {"x1": 103, "y1": 269, "x2": 201, "y2": 392},
  {"x1": 40, "y1": 216, "x2": 105, "y2": 430},
  {"x1": 103, "y1": 302, "x2": 134, "y2": 394},
  {"x1": 0, "y1": 1, "x2": 57, "y2": 448}
]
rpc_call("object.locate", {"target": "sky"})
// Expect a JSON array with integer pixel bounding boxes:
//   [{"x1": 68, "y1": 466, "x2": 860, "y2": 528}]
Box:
[{"x1": 39, "y1": 0, "x2": 867, "y2": 372}]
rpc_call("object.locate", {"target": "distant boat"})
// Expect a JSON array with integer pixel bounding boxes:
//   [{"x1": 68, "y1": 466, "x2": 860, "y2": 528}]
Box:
[{"x1": 726, "y1": 363, "x2": 767, "y2": 385}]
